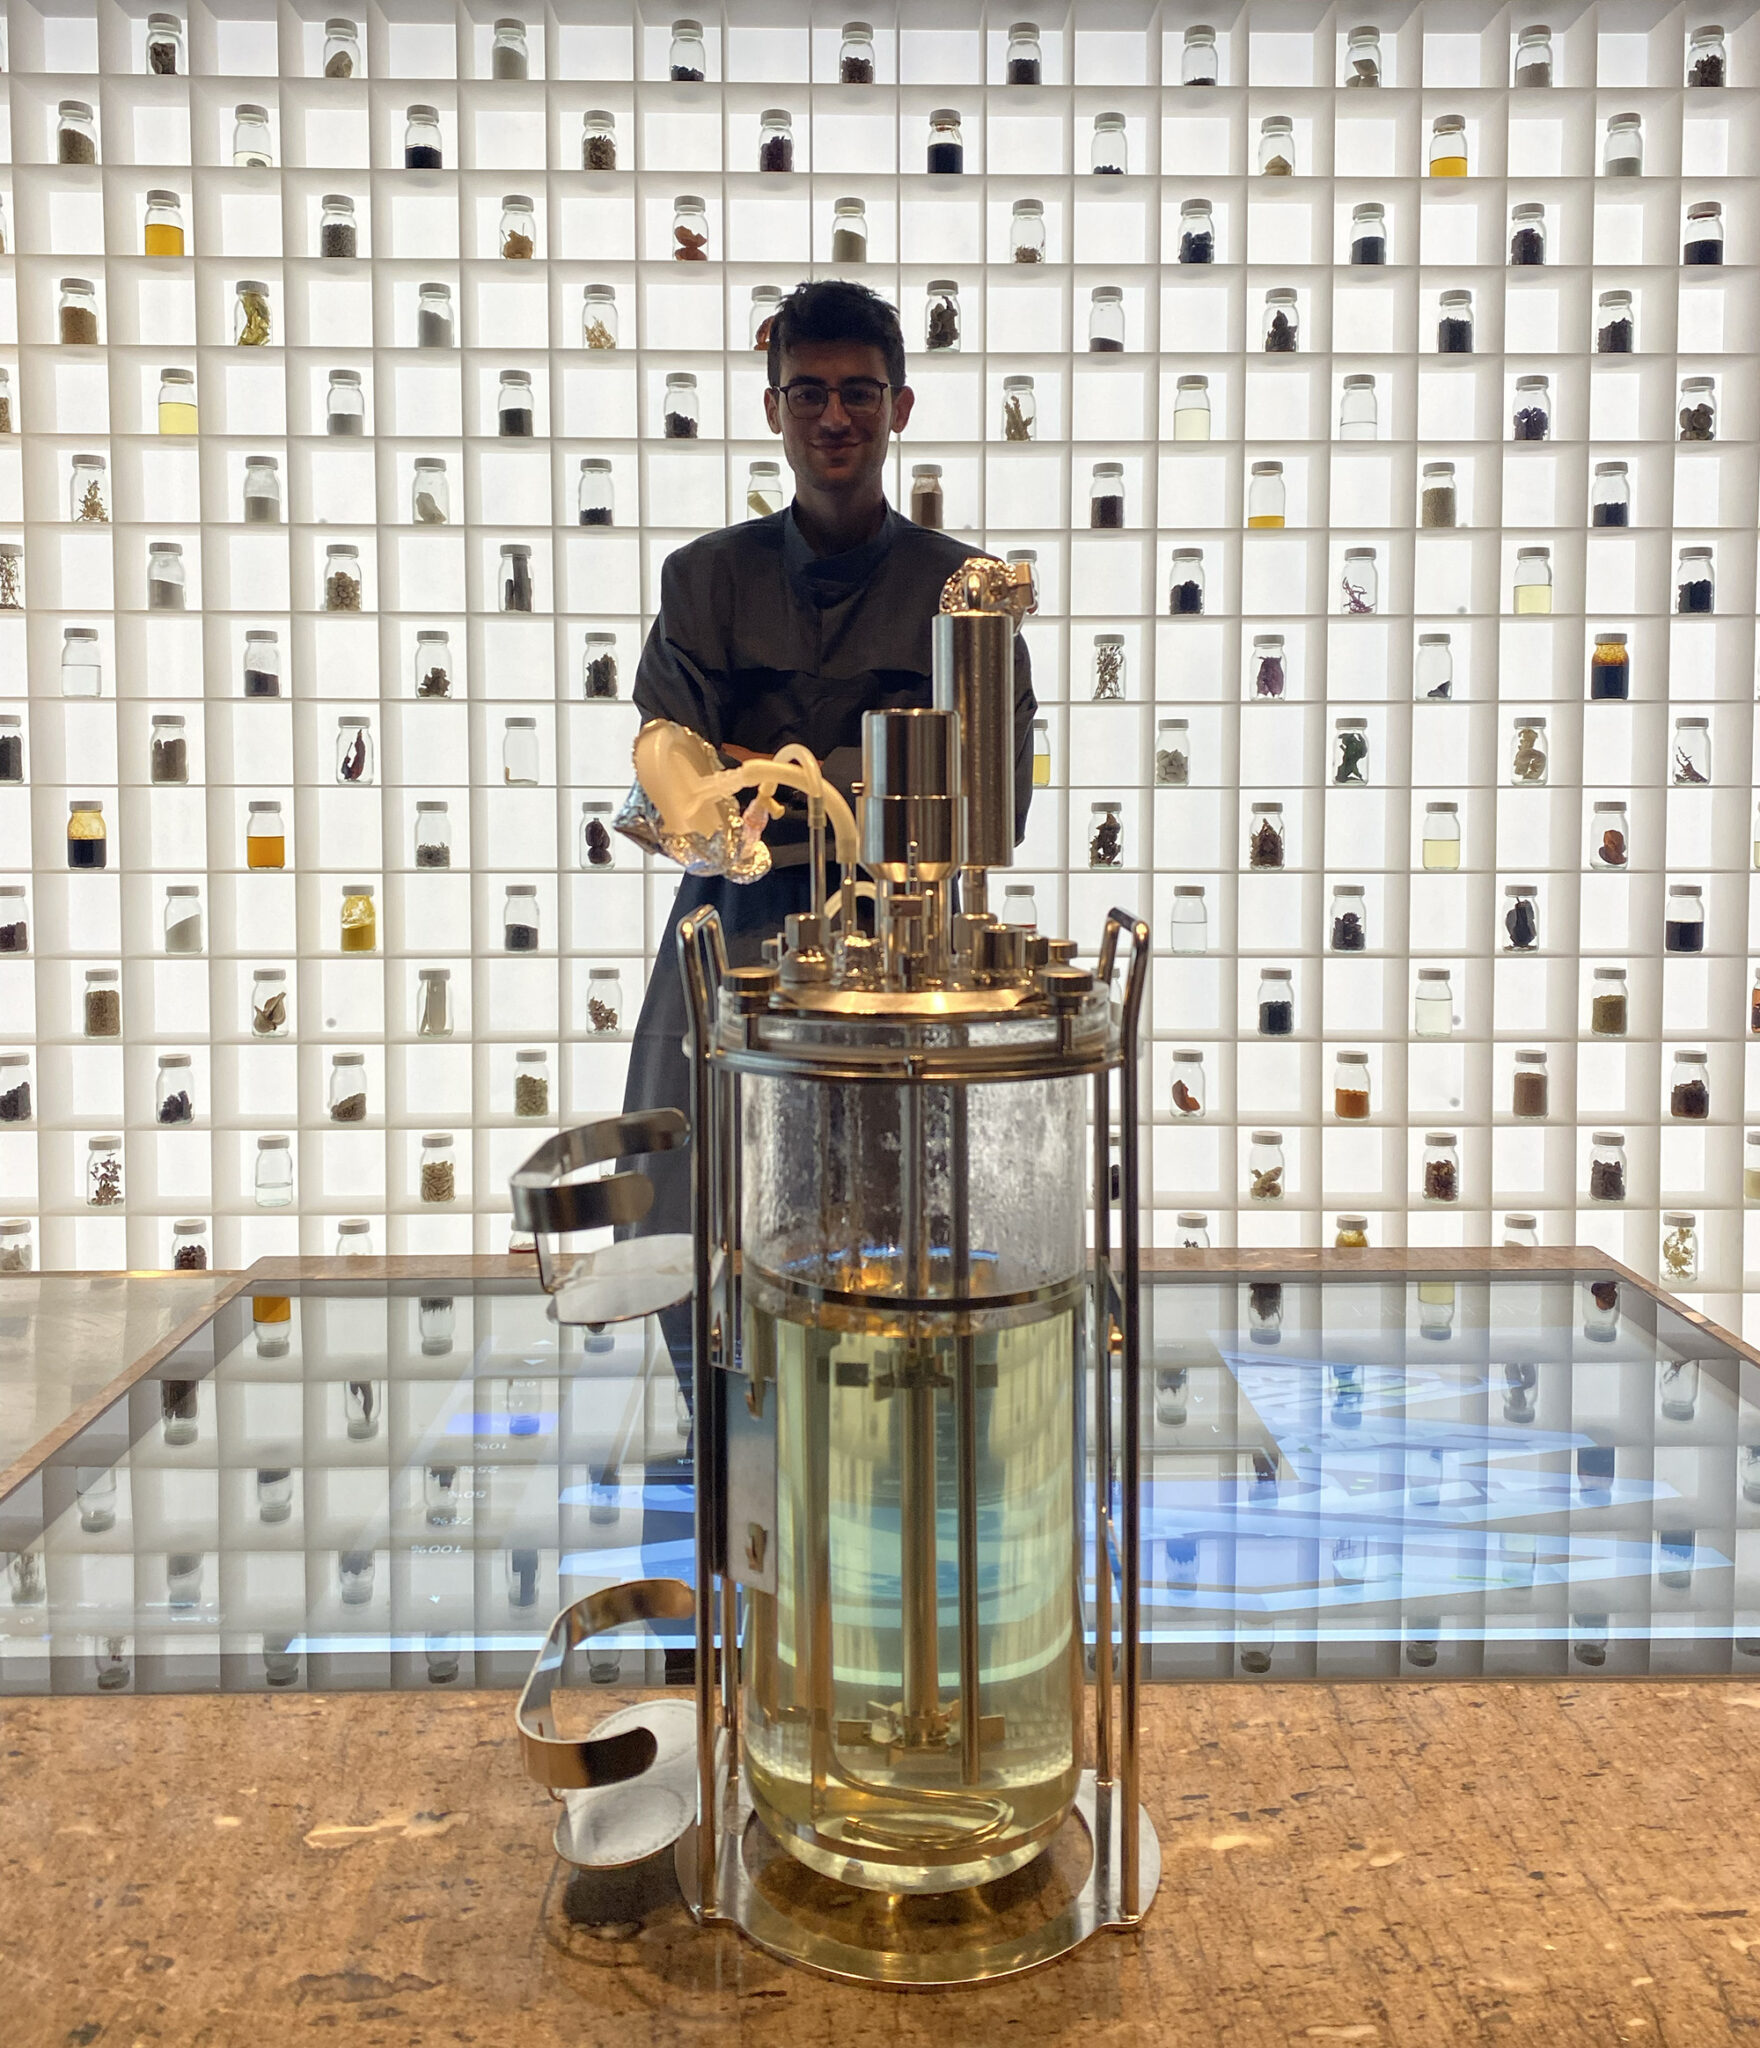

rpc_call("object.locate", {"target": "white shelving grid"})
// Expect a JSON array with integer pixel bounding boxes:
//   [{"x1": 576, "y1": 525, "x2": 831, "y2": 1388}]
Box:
[{"x1": 1, "y1": 1, "x2": 1759, "y2": 1332}]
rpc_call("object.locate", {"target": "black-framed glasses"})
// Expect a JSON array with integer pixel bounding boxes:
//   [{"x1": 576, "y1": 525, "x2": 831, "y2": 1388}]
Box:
[{"x1": 772, "y1": 377, "x2": 891, "y2": 419}]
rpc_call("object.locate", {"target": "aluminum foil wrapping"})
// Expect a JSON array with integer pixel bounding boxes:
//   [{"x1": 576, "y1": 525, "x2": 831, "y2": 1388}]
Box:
[{"x1": 613, "y1": 722, "x2": 774, "y2": 883}]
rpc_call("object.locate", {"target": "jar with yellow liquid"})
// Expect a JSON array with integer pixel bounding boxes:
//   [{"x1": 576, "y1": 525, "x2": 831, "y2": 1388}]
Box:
[
  {"x1": 253, "y1": 1293, "x2": 292, "y2": 1358},
  {"x1": 246, "y1": 800, "x2": 285, "y2": 869},
  {"x1": 1429, "y1": 114, "x2": 1467, "y2": 175},
  {"x1": 1421, "y1": 800, "x2": 1459, "y2": 869},
  {"x1": 1247, "y1": 460, "x2": 1285, "y2": 528},
  {"x1": 339, "y1": 882, "x2": 376, "y2": 951},
  {"x1": 1031, "y1": 717, "x2": 1050, "y2": 787},
  {"x1": 144, "y1": 189, "x2": 185, "y2": 255},
  {"x1": 1513, "y1": 546, "x2": 1551, "y2": 613}
]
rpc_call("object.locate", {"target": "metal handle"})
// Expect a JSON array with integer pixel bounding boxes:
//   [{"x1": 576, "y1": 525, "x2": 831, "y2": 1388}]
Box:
[{"x1": 510, "y1": 1109, "x2": 688, "y2": 1300}]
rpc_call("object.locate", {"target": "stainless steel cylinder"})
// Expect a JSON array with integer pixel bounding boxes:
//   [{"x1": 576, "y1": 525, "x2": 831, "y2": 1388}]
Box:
[
  {"x1": 932, "y1": 611, "x2": 1014, "y2": 874},
  {"x1": 860, "y1": 706, "x2": 960, "y2": 880}
]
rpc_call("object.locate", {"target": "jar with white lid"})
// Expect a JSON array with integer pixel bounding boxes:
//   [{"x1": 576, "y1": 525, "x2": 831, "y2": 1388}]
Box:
[
  {"x1": 587, "y1": 967, "x2": 624, "y2": 1031},
  {"x1": 926, "y1": 107, "x2": 963, "y2": 173},
  {"x1": 255, "y1": 1134, "x2": 293, "y2": 1207},
  {"x1": 336, "y1": 714, "x2": 373, "y2": 784},
  {"x1": 1509, "y1": 715, "x2": 1548, "y2": 785},
  {"x1": 1257, "y1": 968, "x2": 1294, "y2": 1035},
  {"x1": 1665, "y1": 883, "x2": 1705, "y2": 953},
  {"x1": 336, "y1": 1218, "x2": 373, "y2": 1255},
  {"x1": 416, "y1": 966, "x2": 452, "y2": 1037},
  {"x1": 1154, "y1": 719, "x2": 1188, "y2": 786},
  {"x1": 1415, "y1": 633, "x2": 1452, "y2": 700},
  {"x1": 1679, "y1": 375, "x2": 1717, "y2": 441},
  {"x1": 1590, "y1": 461, "x2": 1629, "y2": 528},
  {"x1": 1249, "y1": 634, "x2": 1286, "y2": 699},
  {"x1": 0, "y1": 1053, "x2": 31, "y2": 1125},
  {"x1": 1010, "y1": 199, "x2": 1045, "y2": 264},
  {"x1": 1673, "y1": 714, "x2": 1710, "y2": 783},
  {"x1": 417, "y1": 283, "x2": 453, "y2": 348},
  {"x1": 163, "y1": 885, "x2": 203, "y2": 954},
  {"x1": 323, "y1": 544, "x2": 362, "y2": 610},
  {"x1": 1338, "y1": 373, "x2": 1377, "y2": 439},
  {"x1": 1510, "y1": 201, "x2": 1546, "y2": 264},
  {"x1": 414, "y1": 801, "x2": 450, "y2": 869},
  {"x1": 1348, "y1": 202, "x2": 1385, "y2": 265},
  {"x1": 1001, "y1": 883, "x2": 1036, "y2": 928},
  {"x1": 583, "y1": 632, "x2": 618, "y2": 698},
  {"x1": 1591, "y1": 800, "x2": 1628, "y2": 869},
  {"x1": 145, "y1": 13, "x2": 183, "y2": 74},
  {"x1": 1511, "y1": 1049, "x2": 1549, "y2": 1119},
  {"x1": 1503, "y1": 1213, "x2": 1539, "y2": 1249},
  {"x1": 1589, "y1": 1132, "x2": 1627, "y2": 1202},
  {"x1": 411, "y1": 457, "x2": 449, "y2": 524},
  {"x1": 150, "y1": 715, "x2": 188, "y2": 784},
  {"x1": 1334, "y1": 1051, "x2": 1371, "y2": 1120},
  {"x1": 1332, "y1": 719, "x2": 1369, "y2": 785},
  {"x1": 1345, "y1": 22, "x2": 1381, "y2": 84},
  {"x1": 1602, "y1": 110, "x2": 1643, "y2": 177},
  {"x1": 1437, "y1": 288, "x2": 1474, "y2": 352},
  {"x1": 1173, "y1": 375, "x2": 1210, "y2": 441},
  {"x1": 0, "y1": 1219, "x2": 33, "y2": 1273},
  {"x1": 233, "y1": 103, "x2": 272, "y2": 166},
  {"x1": 1688, "y1": 23, "x2": 1726, "y2": 84},
  {"x1": 84, "y1": 968, "x2": 120, "y2": 1036},
  {"x1": 578, "y1": 458, "x2": 614, "y2": 525},
  {"x1": 419, "y1": 1133, "x2": 456, "y2": 1204},
  {"x1": 1423, "y1": 803, "x2": 1459, "y2": 870},
  {"x1": 1429, "y1": 112, "x2": 1467, "y2": 175},
  {"x1": 1169, "y1": 1049, "x2": 1205, "y2": 1119},
  {"x1": 670, "y1": 193, "x2": 710, "y2": 261},
  {"x1": 59, "y1": 98, "x2": 98, "y2": 163},
  {"x1": 580, "y1": 801, "x2": 614, "y2": 869},
  {"x1": 514, "y1": 1048, "x2": 550, "y2": 1119},
  {"x1": 339, "y1": 882, "x2": 375, "y2": 952},
  {"x1": 1597, "y1": 289, "x2": 1634, "y2": 353},
  {"x1": 1247, "y1": 461, "x2": 1285, "y2": 527},
  {"x1": 1091, "y1": 634, "x2": 1125, "y2": 701},
  {"x1": 500, "y1": 194, "x2": 536, "y2": 259},
  {"x1": 670, "y1": 17, "x2": 707, "y2": 79},
  {"x1": 1178, "y1": 198, "x2": 1214, "y2": 264},
  {"x1": 1661, "y1": 1212, "x2": 1699, "y2": 1286},
  {"x1": 1001, "y1": 375, "x2": 1036, "y2": 442},
  {"x1": 497, "y1": 370, "x2": 533, "y2": 437},
  {"x1": 234, "y1": 278, "x2": 272, "y2": 345},
  {"x1": 1258, "y1": 114, "x2": 1294, "y2": 175},
  {"x1": 1422, "y1": 1132, "x2": 1460, "y2": 1203},
  {"x1": 1420, "y1": 462, "x2": 1456, "y2": 528},
  {"x1": 1169, "y1": 548, "x2": 1206, "y2": 615},
  {"x1": 250, "y1": 968, "x2": 287, "y2": 1038},
  {"x1": 0, "y1": 715, "x2": 21, "y2": 784},
  {"x1": 583, "y1": 111, "x2": 616, "y2": 171},
  {"x1": 143, "y1": 188, "x2": 183, "y2": 258},
  {"x1": 1515, "y1": 23, "x2": 1552, "y2": 84},
  {"x1": 60, "y1": 276, "x2": 100, "y2": 345},
  {"x1": 69, "y1": 453, "x2": 108, "y2": 523},
  {"x1": 1413, "y1": 967, "x2": 1453, "y2": 1037},
  {"x1": 503, "y1": 715, "x2": 539, "y2": 786},
  {"x1": 1336, "y1": 1214, "x2": 1370, "y2": 1249},
  {"x1": 1513, "y1": 373, "x2": 1551, "y2": 440},
  {"x1": 747, "y1": 461, "x2": 783, "y2": 518},
  {"x1": 0, "y1": 544, "x2": 22, "y2": 612},
  {"x1": 1182, "y1": 23, "x2": 1218, "y2": 84},
  {"x1": 909, "y1": 465, "x2": 943, "y2": 530},
  {"x1": 1504, "y1": 883, "x2": 1539, "y2": 951},
  {"x1": 1175, "y1": 1213, "x2": 1209, "y2": 1251},
  {"x1": 1006, "y1": 21, "x2": 1042, "y2": 82},
  {"x1": 87, "y1": 1135, "x2": 123, "y2": 1206},
  {"x1": 246, "y1": 800, "x2": 284, "y2": 870},
  {"x1": 1090, "y1": 463, "x2": 1124, "y2": 527},
  {"x1": 1169, "y1": 885, "x2": 1207, "y2": 954},
  {"x1": 1513, "y1": 546, "x2": 1552, "y2": 613},
  {"x1": 1670, "y1": 1049, "x2": 1710, "y2": 1119},
  {"x1": 414, "y1": 631, "x2": 449, "y2": 698},
  {"x1": 152, "y1": 1053, "x2": 193, "y2": 1126},
  {"x1": 1090, "y1": 110, "x2": 1127, "y2": 175},
  {"x1": 1247, "y1": 1131, "x2": 1285, "y2": 1201},
  {"x1": 491, "y1": 18, "x2": 528, "y2": 78},
  {"x1": 1329, "y1": 883, "x2": 1367, "y2": 950},
  {"x1": 404, "y1": 103, "x2": 443, "y2": 168},
  {"x1": 1262, "y1": 289, "x2": 1298, "y2": 353},
  {"x1": 1340, "y1": 547, "x2": 1377, "y2": 613},
  {"x1": 1677, "y1": 549, "x2": 1715, "y2": 615},
  {"x1": 1088, "y1": 801, "x2": 1123, "y2": 869},
  {"x1": 504, "y1": 884, "x2": 540, "y2": 951},
  {"x1": 1591, "y1": 966, "x2": 1628, "y2": 1037},
  {"x1": 325, "y1": 369, "x2": 364, "y2": 435},
  {"x1": 1089, "y1": 285, "x2": 1125, "y2": 351},
  {"x1": 323, "y1": 18, "x2": 361, "y2": 76}
]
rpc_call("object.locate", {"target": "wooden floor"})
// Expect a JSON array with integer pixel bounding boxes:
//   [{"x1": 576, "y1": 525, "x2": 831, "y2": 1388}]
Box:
[{"x1": 5, "y1": 1678, "x2": 1759, "y2": 2046}]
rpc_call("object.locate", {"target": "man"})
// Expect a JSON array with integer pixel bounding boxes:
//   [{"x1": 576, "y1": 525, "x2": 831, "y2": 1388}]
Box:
[{"x1": 622, "y1": 278, "x2": 1038, "y2": 1246}]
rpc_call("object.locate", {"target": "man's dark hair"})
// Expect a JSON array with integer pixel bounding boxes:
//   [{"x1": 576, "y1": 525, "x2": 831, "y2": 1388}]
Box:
[{"x1": 766, "y1": 279, "x2": 906, "y2": 395}]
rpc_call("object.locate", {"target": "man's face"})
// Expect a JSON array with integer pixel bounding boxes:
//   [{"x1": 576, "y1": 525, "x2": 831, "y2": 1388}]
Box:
[{"x1": 763, "y1": 338, "x2": 914, "y2": 496}]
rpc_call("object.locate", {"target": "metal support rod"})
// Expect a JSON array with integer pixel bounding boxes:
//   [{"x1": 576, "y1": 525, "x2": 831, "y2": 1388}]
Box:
[
  {"x1": 951, "y1": 1087, "x2": 982, "y2": 1784},
  {"x1": 897, "y1": 1079, "x2": 941, "y2": 1743},
  {"x1": 1091, "y1": 1059, "x2": 1114, "y2": 1787},
  {"x1": 719, "y1": 1022, "x2": 742, "y2": 1741}
]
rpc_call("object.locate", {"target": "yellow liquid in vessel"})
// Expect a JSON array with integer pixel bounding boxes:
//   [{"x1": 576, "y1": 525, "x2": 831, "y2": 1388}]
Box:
[
  {"x1": 158, "y1": 400, "x2": 198, "y2": 434},
  {"x1": 339, "y1": 895, "x2": 376, "y2": 950},
  {"x1": 1247, "y1": 513, "x2": 1284, "y2": 528},
  {"x1": 247, "y1": 835, "x2": 285, "y2": 870},
  {"x1": 1172, "y1": 411, "x2": 1210, "y2": 441},
  {"x1": 742, "y1": 1293, "x2": 1082, "y2": 1897},
  {"x1": 1032, "y1": 752, "x2": 1050, "y2": 788},
  {"x1": 144, "y1": 223, "x2": 184, "y2": 256},
  {"x1": 1430, "y1": 154, "x2": 1467, "y2": 177},
  {"x1": 1422, "y1": 837, "x2": 1460, "y2": 870},
  {"x1": 1513, "y1": 585, "x2": 1552, "y2": 614}
]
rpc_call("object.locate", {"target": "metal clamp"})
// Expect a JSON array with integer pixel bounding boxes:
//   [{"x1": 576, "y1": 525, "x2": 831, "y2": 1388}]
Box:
[{"x1": 510, "y1": 1109, "x2": 690, "y2": 1320}]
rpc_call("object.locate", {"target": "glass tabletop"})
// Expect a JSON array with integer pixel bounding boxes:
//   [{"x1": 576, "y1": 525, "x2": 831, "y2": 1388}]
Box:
[{"x1": 3, "y1": 1264, "x2": 1756, "y2": 1695}]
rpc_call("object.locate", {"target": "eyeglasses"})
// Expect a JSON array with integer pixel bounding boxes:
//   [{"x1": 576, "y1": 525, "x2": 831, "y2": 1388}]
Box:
[{"x1": 772, "y1": 377, "x2": 891, "y2": 419}]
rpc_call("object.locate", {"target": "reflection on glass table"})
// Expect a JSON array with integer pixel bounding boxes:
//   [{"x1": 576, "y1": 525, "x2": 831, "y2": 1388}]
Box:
[{"x1": 3, "y1": 1266, "x2": 1758, "y2": 1695}]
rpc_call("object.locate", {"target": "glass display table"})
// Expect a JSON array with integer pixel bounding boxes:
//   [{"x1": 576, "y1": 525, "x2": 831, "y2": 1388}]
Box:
[{"x1": 3, "y1": 1251, "x2": 1755, "y2": 1696}]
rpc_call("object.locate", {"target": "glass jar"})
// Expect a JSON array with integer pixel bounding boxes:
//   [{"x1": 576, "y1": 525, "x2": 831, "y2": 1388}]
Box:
[
  {"x1": 0, "y1": 544, "x2": 21, "y2": 612},
  {"x1": 1504, "y1": 883, "x2": 1539, "y2": 950},
  {"x1": 163, "y1": 884, "x2": 203, "y2": 954},
  {"x1": 1414, "y1": 967, "x2": 1453, "y2": 1037},
  {"x1": 228, "y1": 102, "x2": 272, "y2": 167},
  {"x1": 491, "y1": 17, "x2": 528, "y2": 78},
  {"x1": 1259, "y1": 114, "x2": 1294, "y2": 175},
  {"x1": 1092, "y1": 633, "x2": 1125, "y2": 700},
  {"x1": 1666, "y1": 883, "x2": 1705, "y2": 953},
  {"x1": 839, "y1": 18, "x2": 874, "y2": 82},
  {"x1": 1032, "y1": 716, "x2": 1050, "y2": 787},
  {"x1": 144, "y1": 188, "x2": 184, "y2": 257},
  {"x1": 504, "y1": 883, "x2": 540, "y2": 951},
  {"x1": 502, "y1": 715, "x2": 539, "y2": 787},
  {"x1": 1678, "y1": 547, "x2": 1715, "y2": 614},
  {"x1": 417, "y1": 966, "x2": 452, "y2": 1038},
  {"x1": 404, "y1": 103, "x2": 442, "y2": 168},
  {"x1": 749, "y1": 284, "x2": 780, "y2": 350},
  {"x1": 1515, "y1": 22, "x2": 1553, "y2": 85},
  {"x1": 412, "y1": 799, "x2": 450, "y2": 870},
  {"x1": 1430, "y1": 113, "x2": 1468, "y2": 176},
  {"x1": 419, "y1": 1132, "x2": 456, "y2": 1204},
  {"x1": 84, "y1": 968, "x2": 121, "y2": 1036},
  {"x1": 1437, "y1": 289, "x2": 1474, "y2": 353},
  {"x1": 419, "y1": 1299, "x2": 454, "y2": 1359},
  {"x1": 927, "y1": 107, "x2": 963, "y2": 174},
  {"x1": 582, "y1": 110, "x2": 616, "y2": 170},
  {"x1": 1336, "y1": 1214, "x2": 1370, "y2": 1249},
  {"x1": 1749, "y1": 1133, "x2": 1760, "y2": 1201},
  {"x1": 1591, "y1": 800, "x2": 1629, "y2": 869},
  {"x1": 1006, "y1": 21, "x2": 1042, "y2": 83},
  {"x1": 514, "y1": 1047, "x2": 549, "y2": 1119},
  {"x1": 61, "y1": 628, "x2": 101, "y2": 699},
  {"x1": 1420, "y1": 462, "x2": 1457, "y2": 528},
  {"x1": 578, "y1": 800, "x2": 615, "y2": 868},
  {"x1": 145, "y1": 12, "x2": 183, "y2": 74},
  {"x1": 1169, "y1": 1048, "x2": 1205, "y2": 1118},
  {"x1": 1243, "y1": 638, "x2": 1283, "y2": 703},
  {"x1": 246, "y1": 799, "x2": 285, "y2": 871},
  {"x1": 60, "y1": 276, "x2": 100, "y2": 345},
  {"x1": 336, "y1": 1219, "x2": 373, "y2": 1255},
  {"x1": 320, "y1": 368, "x2": 363, "y2": 437},
  {"x1": 1508, "y1": 715, "x2": 1548, "y2": 785},
  {"x1": 1586, "y1": 631, "x2": 1630, "y2": 701},
  {"x1": 1247, "y1": 461, "x2": 1285, "y2": 527},
  {"x1": 1584, "y1": 1129, "x2": 1627, "y2": 1204},
  {"x1": 410, "y1": 457, "x2": 448, "y2": 525},
  {"x1": 492, "y1": 369, "x2": 534, "y2": 438},
  {"x1": 1001, "y1": 884, "x2": 1036, "y2": 928},
  {"x1": 0, "y1": 715, "x2": 21, "y2": 784},
  {"x1": 577, "y1": 457, "x2": 614, "y2": 526},
  {"x1": 1331, "y1": 205, "x2": 1384, "y2": 281},
  {"x1": 87, "y1": 1135, "x2": 123, "y2": 1206},
  {"x1": 1172, "y1": 375, "x2": 1210, "y2": 442},
  {"x1": 1509, "y1": 1047, "x2": 1548, "y2": 1119},
  {"x1": 1422, "y1": 800, "x2": 1460, "y2": 869},
  {"x1": 1263, "y1": 288, "x2": 1299, "y2": 352},
  {"x1": 1333, "y1": 719, "x2": 1369, "y2": 786},
  {"x1": 1334, "y1": 1051, "x2": 1371, "y2": 1119},
  {"x1": 1590, "y1": 460, "x2": 1630, "y2": 528},
  {"x1": 1170, "y1": 885, "x2": 1207, "y2": 954},
  {"x1": 1010, "y1": 198, "x2": 1045, "y2": 263},
  {"x1": 58, "y1": 98, "x2": 97, "y2": 163},
  {"x1": 1673, "y1": 714, "x2": 1711, "y2": 783},
  {"x1": 150, "y1": 368, "x2": 195, "y2": 438},
  {"x1": 314, "y1": 193, "x2": 358, "y2": 261},
  {"x1": 1089, "y1": 801, "x2": 1123, "y2": 868},
  {"x1": 1182, "y1": 22, "x2": 1219, "y2": 84},
  {"x1": 671, "y1": 193, "x2": 709, "y2": 261},
  {"x1": 1513, "y1": 373, "x2": 1551, "y2": 441},
  {"x1": 233, "y1": 630, "x2": 278, "y2": 703},
  {"x1": 339, "y1": 882, "x2": 375, "y2": 952},
  {"x1": 1603, "y1": 110, "x2": 1643, "y2": 177},
  {"x1": 662, "y1": 372, "x2": 698, "y2": 439},
  {"x1": 1661, "y1": 1212, "x2": 1699, "y2": 1286},
  {"x1": 1178, "y1": 198, "x2": 1215, "y2": 264},
  {"x1": 1154, "y1": 718, "x2": 1189, "y2": 785},
  {"x1": 1248, "y1": 800, "x2": 1284, "y2": 868},
  {"x1": 1090, "y1": 462, "x2": 1124, "y2": 528},
  {"x1": 581, "y1": 631, "x2": 619, "y2": 700},
  {"x1": 1510, "y1": 201, "x2": 1546, "y2": 265},
  {"x1": 925, "y1": 279, "x2": 960, "y2": 351},
  {"x1": 0, "y1": 1219, "x2": 33, "y2": 1273},
  {"x1": 0, "y1": 1052, "x2": 31, "y2": 1124},
  {"x1": 1503, "y1": 1213, "x2": 1539, "y2": 1249},
  {"x1": 500, "y1": 193, "x2": 536, "y2": 259},
  {"x1": 1422, "y1": 1131, "x2": 1459, "y2": 1203},
  {"x1": 234, "y1": 278, "x2": 272, "y2": 346},
  {"x1": 1688, "y1": 22, "x2": 1726, "y2": 84},
  {"x1": 1513, "y1": 546, "x2": 1552, "y2": 614},
  {"x1": 1341, "y1": 547, "x2": 1377, "y2": 613},
  {"x1": 1091, "y1": 110, "x2": 1126, "y2": 175},
  {"x1": 250, "y1": 967, "x2": 287, "y2": 1038},
  {"x1": 1248, "y1": 1131, "x2": 1285, "y2": 1201},
  {"x1": 1330, "y1": 883, "x2": 1367, "y2": 952},
  {"x1": 1416, "y1": 632, "x2": 1453, "y2": 700},
  {"x1": 417, "y1": 283, "x2": 453, "y2": 348},
  {"x1": 587, "y1": 966, "x2": 623, "y2": 1031},
  {"x1": 322, "y1": 544, "x2": 361, "y2": 612},
  {"x1": 1163, "y1": 549, "x2": 1205, "y2": 618},
  {"x1": 1597, "y1": 288, "x2": 1634, "y2": 353},
  {"x1": 236, "y1": 453, "x2": 281, "y2": 527},
  {"x1": 1338, "y1": 373, "x2": 1377, "y2": 439},
  {"x1": 1592, "y1": 966, "x2": 1629, "y2": 1037},
  {"x1": 1001, "y1": 375, "x2": 1036, "y2": 442},
  {"x1": 69, "y1": 453, "x2": 108, "y2": 523},
  {"x1": 67, "y1": 797, "x2": 106, "y2": 869},
  {"x1": 909, "y1": 463, "x2": 943, "y2": 530},
  {"x1": 335, "y1": 714, "x2": 372, "y2": 785},
  {"x1": 323, "y1": 17, "x2": 360, "y2": 76},
  {"x1": 153, "y1": 1052, "x2": 194, "y2": 1127},
  {"x1": 501, "y1": 544, "x2": 533, "y2": 611},
  {"x1": 1088, "y1": 284, "x2": 1125, "y2": 352},
  {"x1": 146, "y1": 541, "x2": 186, "y2": 610},
  {"x1": 1679, "y1": 374, "x2": 1717, "y2": 442},
  {"x1": 251, "y1": 1134, "x2": 293, "y2": 1208},
  {"x1": 670, "y1": 16, "x2": 706, "y2": 79},
  {"x1": 1257, "y1": 968, "x2": 1294, "y2": 1035}
]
